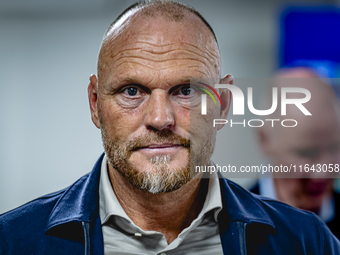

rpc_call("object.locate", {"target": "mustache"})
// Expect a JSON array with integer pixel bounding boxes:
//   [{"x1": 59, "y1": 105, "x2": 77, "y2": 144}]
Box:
[{"x1": 125, "y1": 130, "x2": 190, "y2": 151}]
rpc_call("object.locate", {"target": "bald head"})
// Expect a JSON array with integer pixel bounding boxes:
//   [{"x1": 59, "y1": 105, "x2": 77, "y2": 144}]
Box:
[
  {"x1": 103, "y1": 0, "x2": 217, "y2": 42},
  {"x1": 97, "y1": 0, "x2": 221, "y2": 86}
]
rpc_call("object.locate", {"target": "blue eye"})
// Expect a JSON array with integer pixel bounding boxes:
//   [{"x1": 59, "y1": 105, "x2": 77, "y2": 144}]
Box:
[
  {"x1": 126, "y1": 87, "x2": 138, "y2": 96},
  {"x1": 180, "y1": 86, "x2": 191, "y2": 96}
]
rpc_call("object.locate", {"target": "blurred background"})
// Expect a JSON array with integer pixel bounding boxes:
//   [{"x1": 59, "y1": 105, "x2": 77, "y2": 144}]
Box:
[{"x1": 1, "y1": 0, "x2": 340, "y2": 214}]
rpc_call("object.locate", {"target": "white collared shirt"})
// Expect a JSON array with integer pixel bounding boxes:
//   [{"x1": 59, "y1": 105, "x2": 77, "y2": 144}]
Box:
[{"x1": 99, "y1": 155, "x2": 224, "y2": 255}]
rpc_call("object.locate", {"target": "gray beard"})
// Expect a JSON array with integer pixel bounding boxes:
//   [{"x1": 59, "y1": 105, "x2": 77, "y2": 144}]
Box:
[
  {"x1": 120, "y1": 155, "x2": 191, "y2": 194},
  {"x1": 101, "y1": 128, "x2": 214, "y2": 194}
]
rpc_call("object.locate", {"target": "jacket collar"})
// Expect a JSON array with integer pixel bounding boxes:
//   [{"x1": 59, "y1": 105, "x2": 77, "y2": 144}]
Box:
[
  {"x1": 45, "y1": 154, "x2": 104, "y2": 235},
  {"x1": 45, "y1": 154, "x2": 275, "y2": 235}
]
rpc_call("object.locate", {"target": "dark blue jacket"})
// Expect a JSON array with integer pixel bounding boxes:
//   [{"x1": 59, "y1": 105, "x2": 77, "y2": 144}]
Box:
[{"x1": 1, "y1": 154, "x2": 339, "y2": 254}]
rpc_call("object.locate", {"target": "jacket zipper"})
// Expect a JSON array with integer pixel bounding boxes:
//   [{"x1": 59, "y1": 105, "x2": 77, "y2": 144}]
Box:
[
  {"x1": 82, "y1": 221, "x2": 91, "y2": 255},
  {"x1": 236, "y1": 221, "x2": 247, "y2": 255}
]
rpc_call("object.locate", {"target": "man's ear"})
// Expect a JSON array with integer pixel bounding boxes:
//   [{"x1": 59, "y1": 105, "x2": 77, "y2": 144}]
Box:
[
  {"x1": 216, "y1": 74, "x2": 233, "y2": 130},
  {"x1": 88, "y1": 74, "x2": 100, "y2": 129}
]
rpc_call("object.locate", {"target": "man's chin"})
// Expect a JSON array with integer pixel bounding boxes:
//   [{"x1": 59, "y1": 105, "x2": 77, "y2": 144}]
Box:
[{"x1": 120, "y1": 162, "x2": 191, "y2": 194}]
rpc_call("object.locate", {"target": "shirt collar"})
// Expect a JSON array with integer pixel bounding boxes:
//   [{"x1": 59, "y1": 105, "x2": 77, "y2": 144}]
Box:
[
  {"x1": 99, "y1": 155, "x2": 223, "y2": 225},
  {"x1": 200, "y1": 170, "x2": 223, "y2": 222},
  {"x1": 99, "y1": 154, "x2": 132, "y2": 224}
]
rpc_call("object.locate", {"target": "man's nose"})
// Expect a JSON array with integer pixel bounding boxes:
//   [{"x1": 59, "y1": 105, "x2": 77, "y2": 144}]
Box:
[{"x1": 144, "y1": 90, "x2": 175, "y2": 131}]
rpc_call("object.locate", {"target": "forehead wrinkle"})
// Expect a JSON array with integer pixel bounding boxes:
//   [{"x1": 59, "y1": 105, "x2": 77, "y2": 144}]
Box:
[
  {"x1": 107, "y1": 41, "x2": 219, "y2": 66},
  {"x1": 144, "y1": 47, "x2": 217, "y2": 68},
  {"x1": 103, "y1": 49, "x2": 219, "y2": 81},
  {"x1": 182, "y1": 42, "x2": 220, "y2": 62},
  {"x1": 112, "y1": 59, "x2": 214, "y2": 77},
  {"x1": 111, "y1": 55, "x2": 215, "y2": 70},
  {"x1": 133, "y1": 40, "x2": 219, "y2": 61}
]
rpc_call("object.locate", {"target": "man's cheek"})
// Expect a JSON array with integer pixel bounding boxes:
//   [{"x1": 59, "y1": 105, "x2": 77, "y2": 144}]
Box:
[{"x1": 100, "y1": 104, "x2": 132, "y2": 131}]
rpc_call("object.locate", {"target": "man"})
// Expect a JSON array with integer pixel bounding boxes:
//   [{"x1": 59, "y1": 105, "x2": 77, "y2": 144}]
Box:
[
  {"x1": 0, "y1": 1, "x2": 339, "y2": 254},
  {"x1": 253, "y1": 67, "x2": 340, "y2": 239}
]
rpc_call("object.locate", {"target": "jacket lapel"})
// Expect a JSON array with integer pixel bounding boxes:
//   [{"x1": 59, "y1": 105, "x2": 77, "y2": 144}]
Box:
[{"x1": 44, "y1": 154, "x2": 104, "y2": 248}]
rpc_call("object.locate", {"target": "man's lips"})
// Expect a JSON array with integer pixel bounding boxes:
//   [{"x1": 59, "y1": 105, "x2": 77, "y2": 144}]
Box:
[
  {"x1": 138, "y1": 143, "x2": 181, "y2": 149},
  {"x1": 133, "y1": 143, "x2": 188, "y2": 155}
]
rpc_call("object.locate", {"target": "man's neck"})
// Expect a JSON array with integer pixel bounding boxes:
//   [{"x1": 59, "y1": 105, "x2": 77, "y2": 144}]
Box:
[{"x1": 107, "y1": 164, "x2": 208, "y2": 244}]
